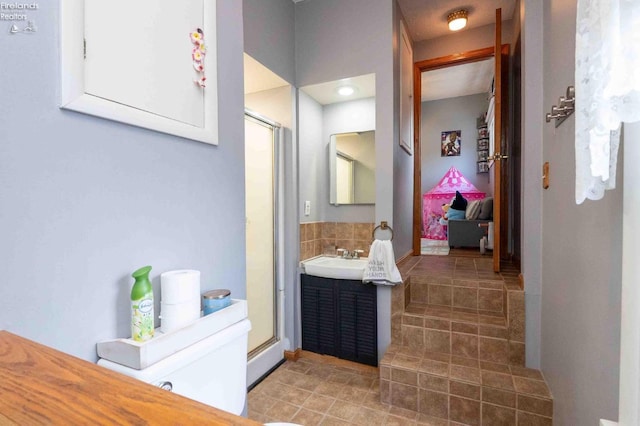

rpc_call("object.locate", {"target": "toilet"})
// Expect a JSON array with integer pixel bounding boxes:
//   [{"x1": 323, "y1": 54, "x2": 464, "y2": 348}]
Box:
[{"x1": 98, "y1": 311, "x2": 251, "y2": 416}]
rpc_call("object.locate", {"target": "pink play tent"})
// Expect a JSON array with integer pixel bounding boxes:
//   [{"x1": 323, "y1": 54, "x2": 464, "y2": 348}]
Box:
[{"x1": 422, "y1": 166, "x2": 486, "y2": 240}]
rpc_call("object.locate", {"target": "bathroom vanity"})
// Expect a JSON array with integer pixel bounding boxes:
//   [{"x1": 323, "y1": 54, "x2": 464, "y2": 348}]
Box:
[
  {"x1": 0, "y1": 331, "x2": 258, "y2": 425},
  {"x1": 301, "y1": 274, "x2": 377, "y2": 366}
]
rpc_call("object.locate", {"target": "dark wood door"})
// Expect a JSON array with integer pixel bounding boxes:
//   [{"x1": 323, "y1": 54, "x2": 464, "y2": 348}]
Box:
[{"x1": 491, "y1": 8, "x2": 506, "y2": 272}]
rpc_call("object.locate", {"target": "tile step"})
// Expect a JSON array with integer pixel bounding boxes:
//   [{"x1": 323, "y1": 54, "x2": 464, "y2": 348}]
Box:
[
  {"x1": 379, "y1": 344, "x2": 553, "y2": 425},
  {"x1": 403, "y1": 304, "x2": 508, "y2": 328},
  {"x1": 398, "y1": 303, "x2": 525, "y2": 365}
]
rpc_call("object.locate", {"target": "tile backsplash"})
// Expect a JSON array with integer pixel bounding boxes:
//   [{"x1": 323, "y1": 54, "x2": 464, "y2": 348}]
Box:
[{"x1": 299, "y1": 222, "x2": 375, "y2": 260}]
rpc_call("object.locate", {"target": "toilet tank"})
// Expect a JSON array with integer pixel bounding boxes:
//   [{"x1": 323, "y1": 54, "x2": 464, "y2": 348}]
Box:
[{"x1": 98, "y1": 317, "x2": 251, "y2": 416}]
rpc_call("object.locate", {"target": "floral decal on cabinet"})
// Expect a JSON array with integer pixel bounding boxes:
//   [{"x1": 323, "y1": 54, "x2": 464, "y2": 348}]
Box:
[{"x1": 190, "y1": 28, "x2": 206, "y2": 88}]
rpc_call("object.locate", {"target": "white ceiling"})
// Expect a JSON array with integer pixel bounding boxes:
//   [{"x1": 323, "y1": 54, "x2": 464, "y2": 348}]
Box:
[
  {"x1": 300, "y1": 73, "x2": 376, "y2": 106},
  {"x1": 243, "y1": 53, "x2": 289, "y2": 95},
  {"x1": 272, "y1": 1, "x2": 511, "y2": 103},
  {"x1": 292, "y1": 1, "x2": 516, "y2": 42},
  {"x1": 397, "y1": 0, "x2": 516, "y2": 42},
  {"x1": 422, "y1": 58, "x2": 493, "y2": 102},
  {"x1": 245, "y1": 52, "x2": 375, "y2": 106}
]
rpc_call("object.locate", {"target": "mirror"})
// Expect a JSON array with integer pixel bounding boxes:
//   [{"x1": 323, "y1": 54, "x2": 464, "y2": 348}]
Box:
[
  {"x1": 329, "y1": 131, "x2": 375, "y2": 205},
  {"x1": 299, "y1": 72, "x2": 376, "y2": 210}
]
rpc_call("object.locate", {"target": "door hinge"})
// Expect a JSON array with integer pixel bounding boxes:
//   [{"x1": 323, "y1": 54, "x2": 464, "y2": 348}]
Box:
[{"x1": 83, "y1": 38, "x2": 86, "y2": 59}]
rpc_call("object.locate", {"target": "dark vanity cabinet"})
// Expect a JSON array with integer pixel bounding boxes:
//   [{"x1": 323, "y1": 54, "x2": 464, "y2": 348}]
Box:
[
  {"x1": 301, "y1": 274, "x2": 378, "y2": 366},
  {"x1": 301, "y1": 274, "x2": 337, "y2": 356}
]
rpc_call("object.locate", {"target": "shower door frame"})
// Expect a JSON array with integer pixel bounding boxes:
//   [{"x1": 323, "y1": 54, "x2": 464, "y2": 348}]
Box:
[{"x1": 244, "y1": 109, "x2": 286, "y2": 386}]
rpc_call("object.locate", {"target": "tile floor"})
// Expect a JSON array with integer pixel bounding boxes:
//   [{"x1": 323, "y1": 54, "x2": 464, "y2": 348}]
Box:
[
  {"x1": 248, "y1": 352, "x2": 423, "y2": 426},
  {"x1": 248, "y1": 252, "x2": 548, "y2": 425},
  {"x1": 379, "y1": 345, "x2": 553, "y2": 425}
]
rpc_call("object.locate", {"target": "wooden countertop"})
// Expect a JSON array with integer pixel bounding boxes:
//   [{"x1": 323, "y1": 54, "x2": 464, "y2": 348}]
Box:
[{"x1": 0, "y1": 331, "x2": 260, "y2": 425}]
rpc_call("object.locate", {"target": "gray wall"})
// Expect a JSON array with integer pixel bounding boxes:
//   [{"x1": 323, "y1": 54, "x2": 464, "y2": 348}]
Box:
[
  {"x1": 421, "y1": 95, "x2": 493, "y2": 197},
  {"x1": 539, "y1": 0, "x2": 622, "y2": 423},
  {"x1": 243, "y1": 0, "x2": 295, "y2": 85},
  {"x1": 295, "y1": 0, "x2": 395, "y2": 360},
  {"x1": 299, "y1": 95, "x2": 378, "y2": 223},
  {"x1": 294, "y1": 0, "x2": 393, "y2": 228},
  {"x1": 392, "y1": 3, "x2": 414, "y2": 259},
  {"x1": 520, "y1": 0, "x2": 544, "y2": 368},
  {"x1": 298, "y1": 95, "x2": 377, "y2": 224},
  {"x1": 0, "y1": 0, "x2": 246, "y2": 361},
  {"x1": 620, "y1": 121, "x2": 640, "y2": 426},
  {"x1": 414, "y1": 20, "x2": 514, "y2": 63},
  {"x1": 298, "y1": 91, "x2": 324, "y2": 223}
]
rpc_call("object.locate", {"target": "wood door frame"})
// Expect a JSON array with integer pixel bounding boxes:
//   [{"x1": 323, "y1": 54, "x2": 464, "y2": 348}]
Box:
[{"x1": 412, "y1": 45, "x2": 510, "y2": 256}]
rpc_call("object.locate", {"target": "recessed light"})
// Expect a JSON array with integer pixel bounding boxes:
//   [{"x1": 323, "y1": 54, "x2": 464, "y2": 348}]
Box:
[
  {"x1": 447, "y1": 9, "x2": 468, "y2": 31},
  {"x1": 337, "y1": 86, "x2": 355, "y2": 96}
]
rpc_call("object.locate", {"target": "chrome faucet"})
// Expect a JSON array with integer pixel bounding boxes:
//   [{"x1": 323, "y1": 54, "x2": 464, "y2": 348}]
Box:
[
  {"x1": 337, "y1": 249, "x2": 364, "y2": 259},
  {"x1": 337, "y1": 248, "x2": 351, "y2": 258}
]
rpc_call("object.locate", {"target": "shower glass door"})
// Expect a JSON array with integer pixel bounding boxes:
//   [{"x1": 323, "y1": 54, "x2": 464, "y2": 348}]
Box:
[{"x1": 244, "y1": 113, "x2": 279, "y2": 357}]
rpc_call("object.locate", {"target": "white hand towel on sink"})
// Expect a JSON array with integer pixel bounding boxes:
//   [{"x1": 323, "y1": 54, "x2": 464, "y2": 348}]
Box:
[{"x1": 363, "y1": 239, "x2": 403, "y2": 285}]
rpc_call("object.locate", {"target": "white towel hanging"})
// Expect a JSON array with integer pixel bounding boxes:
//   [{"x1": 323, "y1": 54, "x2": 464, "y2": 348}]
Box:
[{"x1": 362, "y1": 240, "x2": 403, "y2": 286}]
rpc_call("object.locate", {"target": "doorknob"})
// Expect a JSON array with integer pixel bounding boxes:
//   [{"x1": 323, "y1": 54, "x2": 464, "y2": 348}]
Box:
[
  {"x1": 488, "y1": 152, "x2": 508, "y2": 161},
  {"x1": 487, "y1": 152, "x2": 499, "y2": 161}
]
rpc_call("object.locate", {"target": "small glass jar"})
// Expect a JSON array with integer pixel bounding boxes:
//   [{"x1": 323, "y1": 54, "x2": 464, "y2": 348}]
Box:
[{"x1": 202, "y1": 289, "x2": 231, "y2": 315}]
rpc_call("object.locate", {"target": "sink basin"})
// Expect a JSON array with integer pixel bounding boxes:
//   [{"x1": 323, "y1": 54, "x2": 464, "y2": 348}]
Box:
[{"x1": 301, "y1": 256, "x2": 368, "y2": 280}]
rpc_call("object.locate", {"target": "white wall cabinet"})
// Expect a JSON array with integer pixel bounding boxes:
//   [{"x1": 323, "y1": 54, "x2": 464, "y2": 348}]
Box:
[{"x1": 61, "y1": 0, "x2": 218, "y2": 145}]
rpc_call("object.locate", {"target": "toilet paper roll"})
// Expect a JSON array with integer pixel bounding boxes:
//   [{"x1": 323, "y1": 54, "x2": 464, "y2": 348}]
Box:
[
  {"x1": 160, "y1": 299, "x2": 201, "y2": 318},
  {"x1": 160, "y1": 299, "x2": 201, "y2": 333},
  {"x1": 160, "y1": 311, "x2": 200, "y2": 334},
  {"x1": 161, "y1": 269, "x2": 201, "y2": 304}
]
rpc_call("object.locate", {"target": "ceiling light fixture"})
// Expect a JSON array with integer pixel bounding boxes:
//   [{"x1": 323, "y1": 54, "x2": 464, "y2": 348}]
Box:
[
  {"x1": 337, "y1": 86, "x2": 355, "y2": 96},
  {"x1": 447, "y1": 9, "x2": 468, "y2": 31}
]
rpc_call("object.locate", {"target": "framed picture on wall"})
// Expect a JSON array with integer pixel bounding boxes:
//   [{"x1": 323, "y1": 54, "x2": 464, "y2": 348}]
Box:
[
  {"x1": 441, "y1": 130, "x2": 461, "y2": 157},
  {"x1": 477, "y1": 161, "x2": 489, "y2": 173},
  {"x1": 477, "y1": 138, "x2": 489, "y2": 150},
  {"x1": 477, "y1": 149, "x2": 489, "y2": 161}
]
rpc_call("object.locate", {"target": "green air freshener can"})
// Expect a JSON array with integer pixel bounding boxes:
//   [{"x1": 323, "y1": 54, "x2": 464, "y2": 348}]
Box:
[{"x1": 131, "y1": 265, "x2": 154, "y2": 342}]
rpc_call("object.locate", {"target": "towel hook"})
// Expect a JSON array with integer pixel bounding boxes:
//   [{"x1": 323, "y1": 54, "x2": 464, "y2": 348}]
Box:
[
  {"x1": 372, "y1": 221, "x2": 394, "y2": 241},
  {"x1": 545, "y1": 85, "x2": 575, "y2": 127}
]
